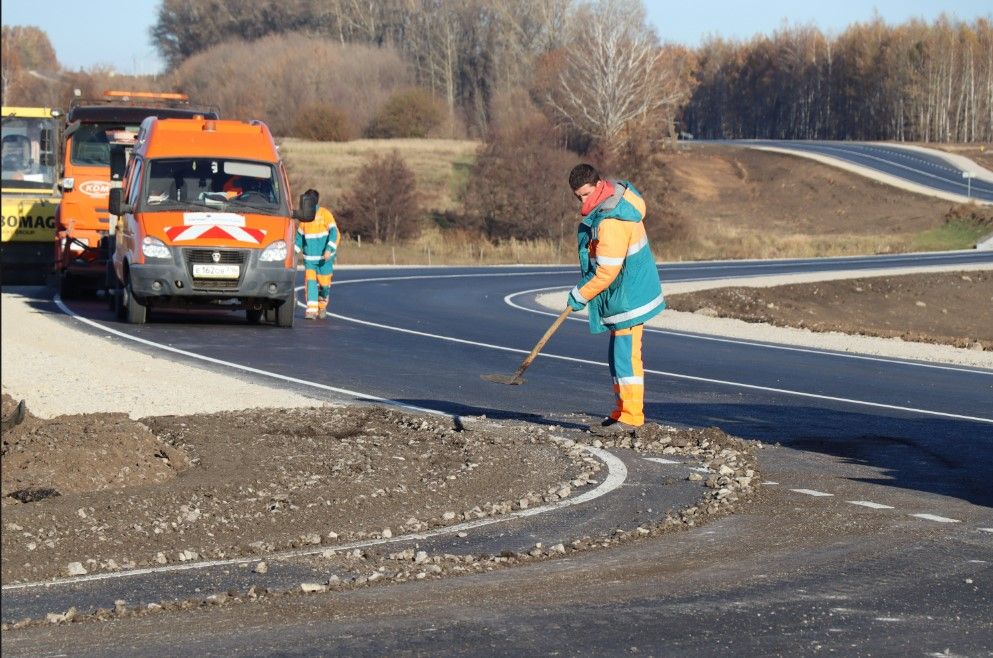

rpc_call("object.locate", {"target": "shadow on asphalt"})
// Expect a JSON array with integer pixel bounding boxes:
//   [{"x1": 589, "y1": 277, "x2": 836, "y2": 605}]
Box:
[{"x1": 645, "y1": 401, "x2": 993, "y2": 507}]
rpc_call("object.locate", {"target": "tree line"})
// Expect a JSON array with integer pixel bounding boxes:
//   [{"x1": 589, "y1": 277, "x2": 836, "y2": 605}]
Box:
[{"x1": 684, "y1": 16, "x2": 993, "y2": 142}]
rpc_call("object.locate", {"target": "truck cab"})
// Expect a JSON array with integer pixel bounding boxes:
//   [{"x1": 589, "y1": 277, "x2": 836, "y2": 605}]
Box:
[
  {"x1": 55, "y1": 91, "x2": 219, "y2": 296},
  {"x1": 110, "y1": 116, "x2": 314, "y2": 326},
  {"x1": 1, "y1": 106, "x2": 61, "y2": 284}
]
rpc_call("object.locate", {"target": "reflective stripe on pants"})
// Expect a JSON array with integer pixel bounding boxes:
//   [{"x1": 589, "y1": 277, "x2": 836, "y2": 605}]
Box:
[
  {"x1": 608, "y1": 324, "x2": 644, "y2": 426},
  {"x1": 305, "y1": 265, "x2": 333, "y2": 308}
]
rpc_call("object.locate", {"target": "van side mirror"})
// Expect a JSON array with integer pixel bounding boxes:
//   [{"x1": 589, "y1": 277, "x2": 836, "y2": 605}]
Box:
[
  {"x1": 294, "y1": 192, "x2": 317, "y2": 222},
  {"x1": 108, "y1": 188, "x2": 131, "y2": 216}
]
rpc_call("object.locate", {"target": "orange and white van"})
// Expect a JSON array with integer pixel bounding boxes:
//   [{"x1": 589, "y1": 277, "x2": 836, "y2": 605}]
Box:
[{"x1": 109, "y1": 116, "x2": 315, "y2": 326}]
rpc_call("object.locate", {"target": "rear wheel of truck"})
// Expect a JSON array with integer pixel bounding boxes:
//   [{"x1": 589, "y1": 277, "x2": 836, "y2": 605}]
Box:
[
  {"x1": 114, "y1": 285, "x2": 126, "y2": 321},
  {"x1": 124, "y1": 272, "x2": 147, "y2": 325},
  {"x1": 105, "y1": 263, "x2": 118, "y2": 311},
  {"x1": 59, "y1": 273, "x2": 78, "y2": 300},
  {"x1": 275, "y1": 293, "x2": 295, "y2": 328}
]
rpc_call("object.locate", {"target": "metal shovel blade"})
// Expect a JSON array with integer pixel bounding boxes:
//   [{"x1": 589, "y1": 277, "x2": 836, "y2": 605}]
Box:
[{"x1": 480, "y1": 373, "x2": 523, "y2": 386}]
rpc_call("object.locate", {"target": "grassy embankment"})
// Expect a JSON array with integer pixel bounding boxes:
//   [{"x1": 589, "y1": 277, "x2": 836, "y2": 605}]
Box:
[{"x1": 279, "y1": 138, "x2": 990, "y2": 265}]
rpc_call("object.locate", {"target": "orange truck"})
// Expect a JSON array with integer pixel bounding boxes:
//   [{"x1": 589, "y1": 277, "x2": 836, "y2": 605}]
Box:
[
  {"x1": 55, "y1": 91, "x2": 219, "y2": 296},
  {"x1": 108, "y1": 116, "x2": 315, "y2": 326}
]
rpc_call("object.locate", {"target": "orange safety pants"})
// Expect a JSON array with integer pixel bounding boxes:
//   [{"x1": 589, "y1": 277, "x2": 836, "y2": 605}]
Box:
[
  {"x1": 608, "y1": 324, "x2": 645, "y2": 426},
  {"x1": 304, "y1": 265, "x2": 333, "y2": 313}
]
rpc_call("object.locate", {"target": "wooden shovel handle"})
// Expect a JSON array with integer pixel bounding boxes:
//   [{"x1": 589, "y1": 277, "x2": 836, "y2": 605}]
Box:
[{"x1": 510, "y1": 306, "x2": 573, "y2": 380}]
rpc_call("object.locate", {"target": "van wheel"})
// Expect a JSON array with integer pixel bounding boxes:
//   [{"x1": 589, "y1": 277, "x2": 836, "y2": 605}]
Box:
[
  {"x1": 246, "y1": 308, "x2": 263, "y2": 324},
  {"x1": 276, "y1": 292, "x2": 295, "y2": 328},
  {"x1": 125, "y1": 273, "x2": 147, "y2": 325}
]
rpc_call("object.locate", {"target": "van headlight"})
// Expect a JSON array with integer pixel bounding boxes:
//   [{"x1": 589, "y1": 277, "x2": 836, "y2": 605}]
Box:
[
  {"x1": 259, "y1": 240, "x2": 287, "y2": 262},
  {"x1": 142, "y1": 236, "x2": 171, "y2": 259}
]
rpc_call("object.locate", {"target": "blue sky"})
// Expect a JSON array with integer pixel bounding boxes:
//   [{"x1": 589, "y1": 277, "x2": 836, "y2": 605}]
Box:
[{"x1": 2, "y1": 0, "x2": 991, "y2": 74}]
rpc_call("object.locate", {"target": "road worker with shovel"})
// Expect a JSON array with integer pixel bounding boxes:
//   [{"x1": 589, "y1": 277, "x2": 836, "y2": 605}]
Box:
[{"x1": 567, "y1": 164, "x2": 665, "y2": 436}]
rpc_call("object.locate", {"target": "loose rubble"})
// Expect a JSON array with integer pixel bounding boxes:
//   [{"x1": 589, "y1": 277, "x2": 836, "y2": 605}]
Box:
[{"x1": 2, "y1": 420, "x2": 761, "y2": 631}]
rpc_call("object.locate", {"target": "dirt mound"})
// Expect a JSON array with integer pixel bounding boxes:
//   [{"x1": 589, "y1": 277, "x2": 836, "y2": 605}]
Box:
[
  {"x1": 1, "y1": 405, "x2": 588, "y2": 583},
  {"x1": 659, "y1": 145, "x2": 952, "y2": 235},
  {"x1": 666, "y1": 270, "x2": 993, "y2": 350},
  {"x1": 1, "y1": 394, "x2": 188, "y2": 505}
]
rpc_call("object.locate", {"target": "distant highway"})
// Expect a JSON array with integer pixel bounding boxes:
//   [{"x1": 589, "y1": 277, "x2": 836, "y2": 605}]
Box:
[{"x1": 726, "y1": 139, "x2": 993, "y2": 203}]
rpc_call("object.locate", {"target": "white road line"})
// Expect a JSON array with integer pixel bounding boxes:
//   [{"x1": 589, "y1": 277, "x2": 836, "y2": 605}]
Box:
[
  {"x1": 328, "y1": 308, "x2": 993, "y2": 425},
  {"x1": 762, "y1": 481, "x2": 779, "y2": 485},
  {"x1": 910, "y1": 513, "x2": 961, "y2": 523},
  {"x1": 505, "y1": 286, "x2": 993, "y2": 376},
  {"x1": 848, "y1": 501, "x2": 895, "y2": 510},
  {"x1": 1, "y1": 447, "x2": 627, "y2": 592},
  {"x1": 53, "y1": 295, "x2": 444, "y2": 417},
  {"x1": 979, "y1": 528, "x2": 993, "y2": 534},
  {"x1": 643, "y1": 457, "x2": 682, "y2": 465},
  {"x1": 791, "y1": 489, "x2": 834, "y2": 497}
]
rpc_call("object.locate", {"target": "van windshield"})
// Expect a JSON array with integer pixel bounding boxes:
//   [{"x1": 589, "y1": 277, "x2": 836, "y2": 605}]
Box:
[{"x1": 143, "y1": 158, "x2": 284, "y2": 214}]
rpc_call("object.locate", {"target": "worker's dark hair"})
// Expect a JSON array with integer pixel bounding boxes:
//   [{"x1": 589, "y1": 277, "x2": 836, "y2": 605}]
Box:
[
  {"x1": 303, "y1": 188, "x2": 319, "y2": 201},
  {"x1": 568, "y1": 164, "x2": 600, "y2": 190}
]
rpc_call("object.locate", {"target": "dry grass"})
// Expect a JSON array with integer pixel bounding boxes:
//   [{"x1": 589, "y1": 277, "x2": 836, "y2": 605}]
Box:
[
  {"x1": 279, "y1": 137, "x2": 478, "y2": 212},
  {"x1": 336, "y1": 226, "x2": 574, "y2": 266},
  {"x1": 279, "y1": 137, "x2": 978, "y2": 265}
]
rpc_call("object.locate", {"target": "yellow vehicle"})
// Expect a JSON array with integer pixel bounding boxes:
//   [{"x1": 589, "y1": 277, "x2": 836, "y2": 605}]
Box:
[{"x1": 1, "y1": 106, "x2": 61, "y2": 284}]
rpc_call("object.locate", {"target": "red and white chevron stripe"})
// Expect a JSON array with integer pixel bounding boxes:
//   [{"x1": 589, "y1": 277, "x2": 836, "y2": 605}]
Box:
[{"x1": 165, "y1": 224, "x2": 267, "y2": 244}]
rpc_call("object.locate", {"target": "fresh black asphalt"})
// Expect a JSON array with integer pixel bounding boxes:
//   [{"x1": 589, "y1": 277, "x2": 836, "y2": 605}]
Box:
[{"x1": 728, "y1": 139, "x2": 993, "y2": 201}]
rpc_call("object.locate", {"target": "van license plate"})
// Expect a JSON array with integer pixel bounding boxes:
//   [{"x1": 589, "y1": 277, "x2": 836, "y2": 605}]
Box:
[{"x1": 193, "y1": 264, "x2": 240, "y2": 279}]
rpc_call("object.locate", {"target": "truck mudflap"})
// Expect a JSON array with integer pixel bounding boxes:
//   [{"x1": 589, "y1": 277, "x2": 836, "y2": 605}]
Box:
[{"x1": 127, "y1": 247, "x2": 296, "y2": 306}]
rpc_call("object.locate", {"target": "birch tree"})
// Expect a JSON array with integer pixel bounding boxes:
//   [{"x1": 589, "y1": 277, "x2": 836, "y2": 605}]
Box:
[{"x1": 550, "y1": 0, "x2": 687, "y2": 146}]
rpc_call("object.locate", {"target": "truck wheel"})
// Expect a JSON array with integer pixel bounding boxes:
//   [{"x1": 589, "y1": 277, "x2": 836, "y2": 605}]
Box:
[
  {"x1": 275, "y1": 293, "x2": 295, "y2": 328},
  {"x1": 59, "y1": 273, "x2": 77, "y2": 300},
  {"x1": 106, "y1": 264, "x2": 118, "y2": 311},
  {"x1": 125, "y1": 273, "x2": 147, "y2": 325},
  {"x1": 246, "y1": 308, "x2": 263, "y2": 324},
  {"x1": 115, "y1": 285, "x2": 126, "y2": 321}
]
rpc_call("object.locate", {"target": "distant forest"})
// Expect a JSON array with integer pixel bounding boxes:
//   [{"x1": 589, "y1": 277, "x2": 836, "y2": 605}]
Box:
[{"x1": 2, "y1": 0, "x2": 991, "y2": 143}]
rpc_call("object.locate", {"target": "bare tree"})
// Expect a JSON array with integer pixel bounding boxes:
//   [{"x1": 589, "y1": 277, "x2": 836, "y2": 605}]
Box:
[{"x1": 549, "y1": 0, "x2": 687, "y2": 147}]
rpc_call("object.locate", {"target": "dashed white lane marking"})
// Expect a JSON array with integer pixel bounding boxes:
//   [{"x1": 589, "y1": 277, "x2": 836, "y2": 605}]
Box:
[
  {"x1": 1, "y1": 447, "x2": 627, "y2": 592},
  {"x1": 762, "y1": 481, "x2": 779, "y2": 485},
  {"x1": 848, "y1": 501, "x2": 895, "y2": 510},
  {"x1": 979, "y1": 528, "x2": 993, "y2": 534},
  {"x1": 643, "y1": 457, "x2": 682, "y2": 465},
  {"x1": 910, "y1": 513, "x2": 961, "y2": 523},
  {"x1": 791, "y1": 489, "x2": 834, "y2": 497}
]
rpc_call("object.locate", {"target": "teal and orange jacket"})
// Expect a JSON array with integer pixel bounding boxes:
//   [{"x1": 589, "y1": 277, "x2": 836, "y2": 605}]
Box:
[
  {"x1": 570, "y1": 180, "x2": 664, "y2": 334},
  {"x1": 295, "y1": 206, "x2": 339, "y2": 269}
]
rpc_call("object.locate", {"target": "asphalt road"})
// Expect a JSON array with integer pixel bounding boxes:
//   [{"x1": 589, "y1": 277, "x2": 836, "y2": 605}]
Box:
[
  {"x1": 6, "y1": 251, "x2": 993, "y2": 655},
  {"x1": 727, "y1": 140, "x2": 993, "y2": 202}
]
